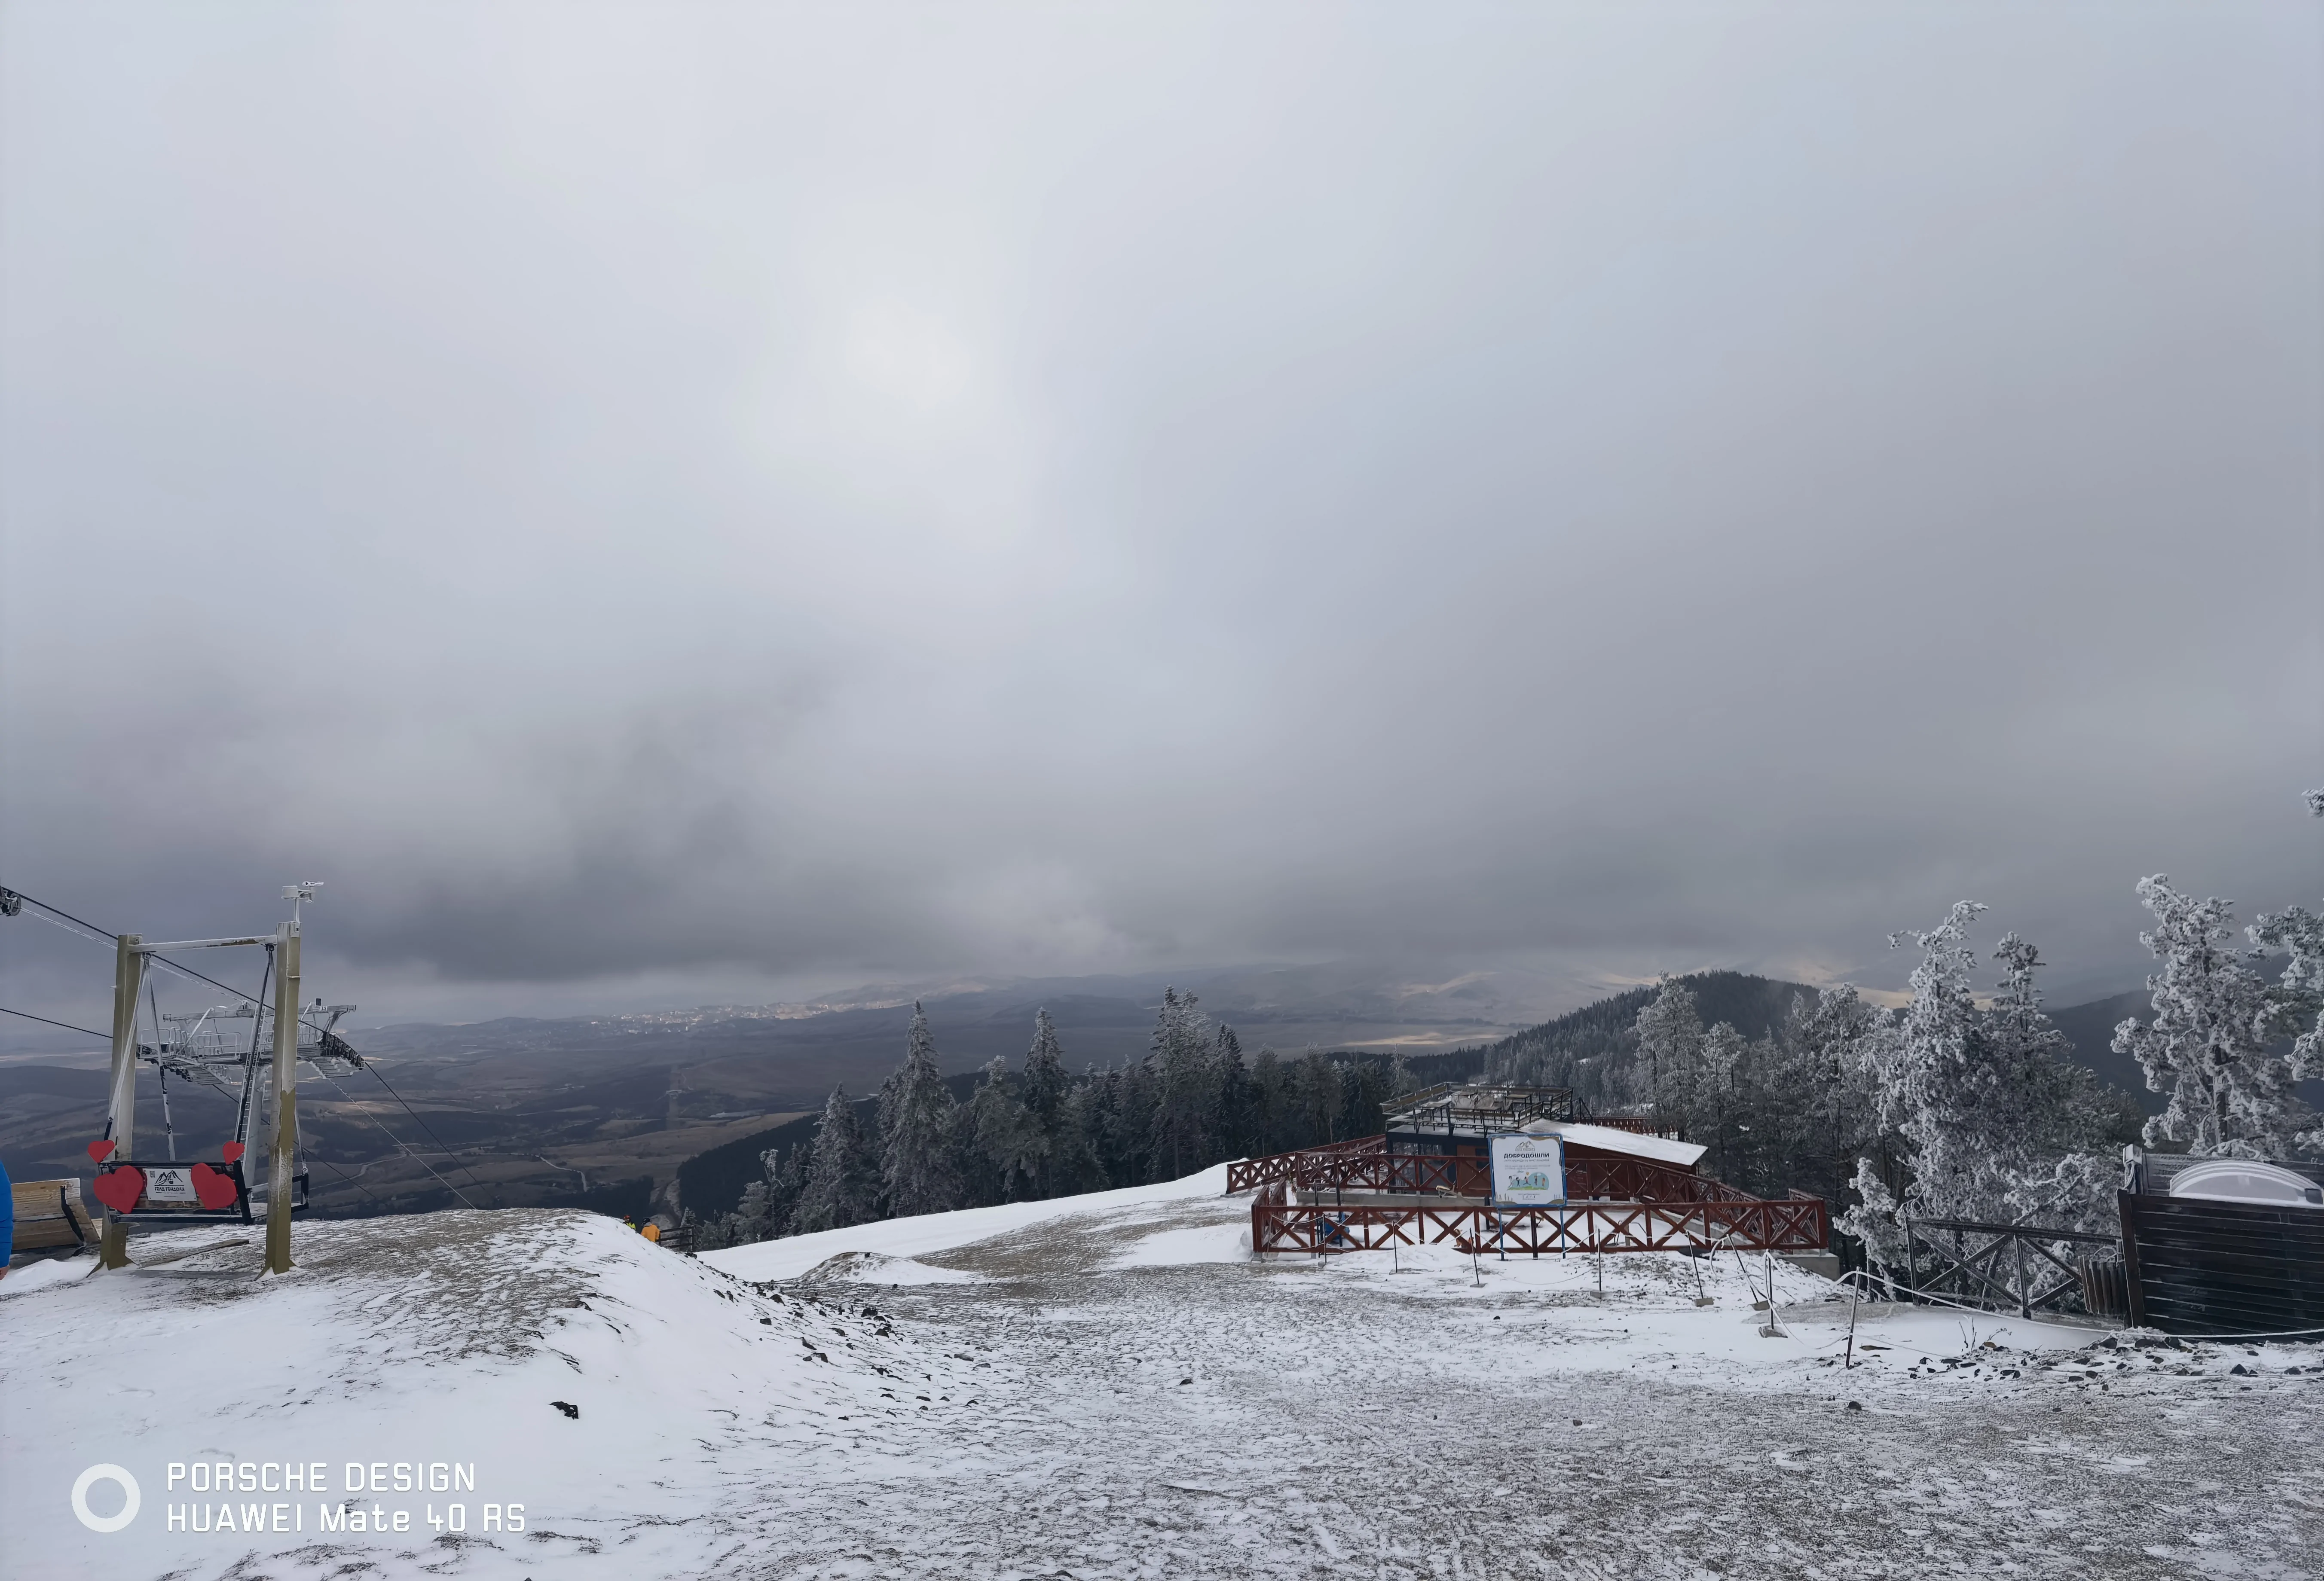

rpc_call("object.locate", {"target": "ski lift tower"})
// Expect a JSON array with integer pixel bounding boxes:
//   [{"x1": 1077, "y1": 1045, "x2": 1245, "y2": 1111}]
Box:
[{"x1": 95, "y1": 882, "x2": 329, "y2": 1275}]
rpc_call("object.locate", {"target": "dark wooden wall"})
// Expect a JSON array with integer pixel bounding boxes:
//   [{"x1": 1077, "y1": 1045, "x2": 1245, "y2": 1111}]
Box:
[{"x1": 2118, "y1": 1190, "x2": 2324, "y2": 1337}]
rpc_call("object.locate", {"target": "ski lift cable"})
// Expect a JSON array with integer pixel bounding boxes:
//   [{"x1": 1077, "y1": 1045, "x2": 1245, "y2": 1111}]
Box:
[
  {"x1": 307, "y1": 1066, "x2": 480, "y2": 1210},
  {"x1": 0, "y1": 886, "x2": 265, "y2": 1004},
  {"x1": 302, "y1": 1150, "x2": 388, "y2": 1209},
  {"x1": 0, "y1": 1004, "x2": 111, "y2": 1039},
  {"x1": 361, "y1": 1062, "x2": 494, "y2": 1197},
  {"x1": 8, "y1": 997, "x2": 389, "y2": 1209}
]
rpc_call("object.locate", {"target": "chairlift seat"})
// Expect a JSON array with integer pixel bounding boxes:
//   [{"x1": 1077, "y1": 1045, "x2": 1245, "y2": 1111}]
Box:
[{"x1": 89, "y1": 1157, "x2": 301, "y2": 1224}]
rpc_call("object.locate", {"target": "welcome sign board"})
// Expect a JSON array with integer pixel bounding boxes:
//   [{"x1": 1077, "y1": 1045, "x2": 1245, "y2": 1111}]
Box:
[{"x1": 1489, "y1": 1133, "x2": 1565, "y2": 1206}]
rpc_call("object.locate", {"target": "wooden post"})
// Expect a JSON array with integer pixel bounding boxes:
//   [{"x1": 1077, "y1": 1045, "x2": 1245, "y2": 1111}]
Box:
[
  {"x1": 265, "y1": 920, "x2": 301, "y2": 1274},
  {"x1": 2115, "y1": 1190, "x2": 2147, "y2": 1328},
  {"x1": 98, "y1": 935, "x2": 146, "y2": 1268}
]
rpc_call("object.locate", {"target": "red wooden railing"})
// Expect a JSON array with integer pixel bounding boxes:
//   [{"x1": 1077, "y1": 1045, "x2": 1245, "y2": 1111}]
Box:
[
  {"x1": 1224, "y1": 1135, "x2": 1386, "y2": 1194},
  {"x1": 1251, "y1": 1193, "x2": 1829, "y2": 1257},
  {"x1": 1587, "y1": 1116, "x2": 1677, "y2": 1136},
  {"x1": 1226, "y1": 1136, "x2": 1755, "y2": 1206},
  {"x1": 1233, "y1": 1135, "x2": 1827, "y2": 1255}
]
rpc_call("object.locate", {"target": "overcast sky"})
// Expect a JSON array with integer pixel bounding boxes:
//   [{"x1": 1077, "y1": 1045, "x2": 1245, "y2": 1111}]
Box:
[{"x1": 3, "y1": 3, "x2": 2319, "y2": 1032}]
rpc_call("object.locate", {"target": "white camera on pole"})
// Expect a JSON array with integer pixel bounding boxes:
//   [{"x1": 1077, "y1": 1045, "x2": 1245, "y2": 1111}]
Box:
[{"x1": 282, "y1": 882, "x2": 324, "y2": 926}]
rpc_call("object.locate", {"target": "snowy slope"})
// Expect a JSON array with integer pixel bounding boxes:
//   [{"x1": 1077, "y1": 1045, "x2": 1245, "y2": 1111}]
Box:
[
  {"x1": 0, "y1": 1209, "x2": 983, "y2": 1579},
  {"x1": 4, "y1": 1171, "x2": 2319, "y2": 1579},
  {"x1": 702, "y1": 1161, "x2": 1245, "y2": 1282}
]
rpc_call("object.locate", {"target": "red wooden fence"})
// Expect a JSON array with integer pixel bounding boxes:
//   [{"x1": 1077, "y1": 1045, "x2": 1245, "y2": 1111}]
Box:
[
  {"x1": 1224, "y1": 1136, "x2": 1754, "y2": 1205},
  {"x1": 1232, "y1": 1135, "x2": 1829, "y2": 1255},
  {"x1": 1249, "y1": 1182, "x2": 1828, "y2": 1256}
]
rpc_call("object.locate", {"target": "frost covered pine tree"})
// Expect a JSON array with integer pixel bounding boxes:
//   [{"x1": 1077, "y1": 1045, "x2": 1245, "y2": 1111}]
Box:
[
  {"x1": 1211, "y1": 1022, "x2": 1252, "y2": 1160},
  {"x1": 966, "y1": 1054, "x2": 1042, "y2": 1202},
  {"x1": 1984, "y1": 934, "x2": 2118, "y2": 1230},
  {"x1": 1772, "y1": 984, "x2": 1890, "y2": 1205},
  {"x1": 717, "y1": 1142, "x2": 806, "y2": 1245},
  {"x1": 789, "y1": 1087, "x2": 883, "y2": 1233},
  {"x1": 1839, "y1": 904, "x2": 2113, "y2": 1262},
  {"x1": 881, "y1": 1002, "x2": 963, "y2": 1217},
  {"x1": 1147, "y1": 988, "x2": 1212, "y2": 1179},
  {"x1": 1248, "y1": 1046, "x2": 1287, "y2": 1155},
  {"x1": 1690, "y1": 1022, "x2": 1749, "y2": 1178},
  {"x1": 2248, "y1": 790, "x2": 2324, "y2": 1156},
  {"x1": 1633, "y1": 980, "x2": 1705, "y2": 1123},
  {"x1": 1048, "y1": 1077, "x2": 1110, "y2": 1195},
  {"x1": 1021, "y1": 1008, "x2": 1070, "y2": 1189},
  {"x1": 1293, "y1": 1046, "x2": 1341, "y2": 1145},
  {"x1": 2113, "y1": 876, "x2": 2315, "y2": 1159}
]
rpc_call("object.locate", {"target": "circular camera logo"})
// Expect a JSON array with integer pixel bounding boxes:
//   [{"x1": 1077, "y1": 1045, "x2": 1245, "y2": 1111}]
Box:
[{"x1": 72, "y1": 1465, "x2": 141, "y2": 1533}]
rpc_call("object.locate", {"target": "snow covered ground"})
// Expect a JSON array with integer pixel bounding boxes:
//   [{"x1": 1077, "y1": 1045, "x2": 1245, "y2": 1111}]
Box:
[{"x1": 3, "y1": 1166, "x2": 2318, "y2": 1579}]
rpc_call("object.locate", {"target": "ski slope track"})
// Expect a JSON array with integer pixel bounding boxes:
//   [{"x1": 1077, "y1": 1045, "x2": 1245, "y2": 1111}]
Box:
[{"x1": 2, "y1": 1165, "x2": 2317, "y2": 1579}]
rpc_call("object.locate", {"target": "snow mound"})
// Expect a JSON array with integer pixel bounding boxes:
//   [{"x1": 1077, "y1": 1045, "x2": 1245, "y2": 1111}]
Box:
[
  {"x1": 0, "y1": 1254, "x2": 97, "y2": 1299},
  {"x1": 797, "y1": 1248, "x2": 983, "y2": 1285},
  {"x1": 0, "y1": 1209, "x2": 985, "y2": 1579}
]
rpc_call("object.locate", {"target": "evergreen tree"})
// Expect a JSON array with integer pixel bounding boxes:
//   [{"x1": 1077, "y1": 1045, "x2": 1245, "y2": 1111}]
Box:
[
  {"x1": 2115, "y1": 877, "x2": 2313, "y2": 1158},
  {"x1": 1049, "y1": 1077, "x2": 1110, "y2": 1195},
  {"x1": 881, "y1": 1001, "x2": 963, "y2": 1217},
  {"x1": 1248, "y1": 1046, "x2": 1288, "y2": 1156},
  {"x1": 715, "y1": 1141, "x2": 807, "y2": 1245},
  {"x1": 1767, "y1": 985, "x2": 1889, "y2": 1205},
  {"x1": 1634, "y1": 981, "x2": 1706, "y2": 1123},
  {"x1": 1106, "y1": 1061, "x2": 1157, "y2": 1183},
  {"x1": 1841, "y1": 905, "x2": 2115, "y2": 1261},
  {"x1": 1689, "y1": 1021, "x2": 1748, "y2": 1170},
  {"x1": 1293, "y1": 1046, "x2": 1339, "y2": 1145},
  {"x1": 1338, "y1": 1056, "x2": 1394, "y2": 1141},
  {"x1": 966, "y1": 1054, "x2": 1043, "y2": 1202},
  {"x1": 1022, "y1": 1009, "x2": 1070, "y2": 1188},
  {"x1": 1148, "y1": 988, "x2": 1214, "y2": 1178},
  {"x1": 2249, "y1": 790, "x2": 2324, "y2": 1156},
  {"x1": 1212, "y1": 1022, "x2": 1252, "y2": 1159},
  {"x1": 790, "y1": 1087, "x2": 883, "y2": 1233}
]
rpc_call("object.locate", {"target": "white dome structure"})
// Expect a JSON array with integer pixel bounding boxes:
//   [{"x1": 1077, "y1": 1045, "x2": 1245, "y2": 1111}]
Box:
[{"x1": 2166, "y1": 1158, "x2": 2324, "y2": 1209}]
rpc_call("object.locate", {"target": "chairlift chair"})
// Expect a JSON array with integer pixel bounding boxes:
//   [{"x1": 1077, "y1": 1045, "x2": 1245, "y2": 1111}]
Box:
[{"x1": 93, "y1": 996, "x2": 359, "y2": 1224}]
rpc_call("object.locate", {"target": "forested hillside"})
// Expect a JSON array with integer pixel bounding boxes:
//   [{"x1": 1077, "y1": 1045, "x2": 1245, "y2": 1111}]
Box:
[
  {"x1": 1480, "y1": 971, "x2": 1813, "y2": 1109},
  {"x1": 686, "y1": 859, "x2": 2324, "y2": 1254}
]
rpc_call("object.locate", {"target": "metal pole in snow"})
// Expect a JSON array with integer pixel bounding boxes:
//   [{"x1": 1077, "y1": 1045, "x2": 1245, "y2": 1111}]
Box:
[
  {"x1": 147, "y1": 980, "x2": 176, "y2": 1161},
  {"x1": 264, "y1": 920, "x2": 300, "y2": 1275},
  {"x1": 98, "y1": 934, "x2": 145, "y2": 1269}
]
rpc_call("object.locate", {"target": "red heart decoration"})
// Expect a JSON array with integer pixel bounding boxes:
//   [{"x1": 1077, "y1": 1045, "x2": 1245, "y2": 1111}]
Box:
[
  {"x1": 92, "y1": 1167, "x2": 145, "y2": 1215},
  {"x1": 190, "y1": 1163, "x2": 240, "y2": 1211},
  {"x1": 220, "y1": 1141, "x2": 246, "y2": 1164},
  {"x1": 88, "y1": 1139, "x2": 115, "y2": 1164}
]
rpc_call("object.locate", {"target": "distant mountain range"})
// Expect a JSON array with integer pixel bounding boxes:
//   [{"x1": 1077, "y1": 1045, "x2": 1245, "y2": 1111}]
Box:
[
  {"x1": 0, "y1": 961, "x2": 2219, "y2": 1227},
  {"x1": 0, "y1": 963, "x2": 1582, "y2": 1221}
]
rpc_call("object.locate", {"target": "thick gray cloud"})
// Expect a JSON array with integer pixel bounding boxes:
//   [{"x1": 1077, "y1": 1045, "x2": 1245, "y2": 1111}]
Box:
[{"x1": 3, "y1": 3, "x2": 2318, "y2": 1027}]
